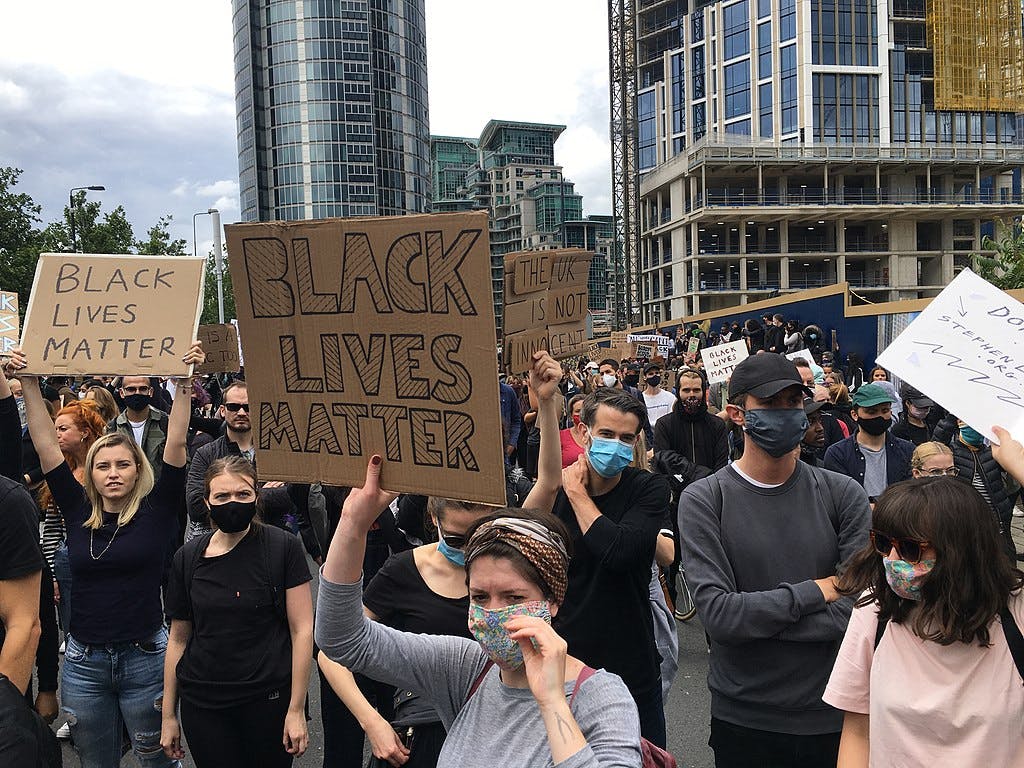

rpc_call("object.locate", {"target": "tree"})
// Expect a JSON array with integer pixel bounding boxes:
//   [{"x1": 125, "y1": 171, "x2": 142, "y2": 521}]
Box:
[
  {"x1": 975, "y1": 222, "x2": 1024, "y2": 290},
  {"x1": 0, "y1": 167, "x2": 44, "y2": 314},
  {"x1": 41, "y1": 194, "x2": 136, "y2": 255},
  {"x1": 136, "y1": 215, "x2": 187, "y2": 256},
  {"x1": 199, "y1": 246, "x2": 236, "y2": 325}
]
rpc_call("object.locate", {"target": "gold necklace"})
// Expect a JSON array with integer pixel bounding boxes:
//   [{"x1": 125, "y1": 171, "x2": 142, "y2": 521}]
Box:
[{"x1": 89, "y1": 518, "x2": 124, "y2": 560}]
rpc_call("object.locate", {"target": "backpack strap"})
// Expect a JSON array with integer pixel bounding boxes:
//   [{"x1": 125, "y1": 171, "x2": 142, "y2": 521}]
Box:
[
  {"x1": 465, "y1": 660, "x2": 494, "y2": 702},
  {"x1": 260, "y1": 525, "x2": 289, "y2": 621},
  {"x1": 873, "y1": 613, "x2": 888, "y2": 650},
  {"x1": 183, "y1": 532, "x2": 215, "y2": 620},
  {"x1": 1000, "y1": 605, "x2": 1024, "y2": 683},
  {"x1": 569, "y1": 665, "x2": 598, "y2": 703}
]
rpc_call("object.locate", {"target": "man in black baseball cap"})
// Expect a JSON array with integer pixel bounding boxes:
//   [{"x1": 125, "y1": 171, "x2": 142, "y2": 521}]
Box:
[{"x1": 678, "y1": 353, "x2": 870, "y2": 767}]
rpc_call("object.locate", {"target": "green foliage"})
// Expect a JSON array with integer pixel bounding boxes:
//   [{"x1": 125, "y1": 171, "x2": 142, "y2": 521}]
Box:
[
  {"x1": 0, "y1": 166, "x2": 205, "y2": 314},
  {"x1": 975, "y1": 223, "x2": 1024, "y2": 290},
  {"x1": 199, "y1": 246, "x2": 236, "y2": 325},
  {"x1": 0, "y1": 168, "x2": 43, "y2": 315}
]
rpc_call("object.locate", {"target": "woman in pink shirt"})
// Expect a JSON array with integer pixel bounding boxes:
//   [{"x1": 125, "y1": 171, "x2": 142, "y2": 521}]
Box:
[
  {"x1": 824, "y1": 477, "x2": 1024, "y2": 767},
  {"x1": 559, "y1": 394, "x2": 586, "y2": 469}
]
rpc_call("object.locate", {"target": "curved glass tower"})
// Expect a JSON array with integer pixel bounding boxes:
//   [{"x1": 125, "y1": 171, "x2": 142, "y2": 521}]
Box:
[{"x1": 232, "y1": 0, "x2": 431, "y2": 221}]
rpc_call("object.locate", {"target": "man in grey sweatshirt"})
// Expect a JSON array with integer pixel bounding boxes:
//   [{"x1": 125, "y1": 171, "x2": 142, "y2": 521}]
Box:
[{"x1": 678, "y1": 353, "x2": 870, "y2": 768}]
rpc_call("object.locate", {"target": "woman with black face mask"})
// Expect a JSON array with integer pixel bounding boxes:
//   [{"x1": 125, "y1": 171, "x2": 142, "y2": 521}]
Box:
[{"x1": 160, "y1": 456, "x2": 314, "y2": 768}]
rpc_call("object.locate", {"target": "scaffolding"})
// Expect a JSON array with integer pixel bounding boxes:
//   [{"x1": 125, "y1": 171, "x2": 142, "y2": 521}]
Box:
[{"x1": 927, "y1": 0, "x2": 1024, "y2": 112}]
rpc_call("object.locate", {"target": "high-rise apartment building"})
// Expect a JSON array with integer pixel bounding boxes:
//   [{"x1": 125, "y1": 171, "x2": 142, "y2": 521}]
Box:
[
  {"x1": 233, "y1": 0, "x2": 431, "y2": 222},
  {"x1": 430, "y1": 135, "x2": 478, "y2": 210},
  {"x1": 612, "y1": 0, "x2": 1024, "y2": 324}
]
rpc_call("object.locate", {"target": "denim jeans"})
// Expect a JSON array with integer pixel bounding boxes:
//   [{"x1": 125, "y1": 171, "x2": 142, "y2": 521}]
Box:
[
  {"x1": 62, "y1": 627, "x2": 179, "y2": 768},
  {"x1": 52, "y1": 542, "x2": 71, "y2": 634}
]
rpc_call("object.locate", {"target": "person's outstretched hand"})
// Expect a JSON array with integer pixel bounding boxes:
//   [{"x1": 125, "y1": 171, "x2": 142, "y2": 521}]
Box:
[
  {"x1": 992, "y1": 426, "x2": 1024, "y2": 486},
  {"x1": 340, "y1": 456, "x2": 398, "y2": 534},
  {"x1": 529, "y1": 351, "x2": 562, "y2": 402}
]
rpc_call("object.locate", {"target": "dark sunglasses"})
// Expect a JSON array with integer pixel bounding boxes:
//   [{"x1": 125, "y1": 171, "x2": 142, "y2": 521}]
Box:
[
  {"x1": 224, "y1": 402, "x2": 250, "y2": 413},
  {"x1": 438, "y1": 529, "x2": 466, "y2": 550},
  {"x1": 870, "y1": 529, "x2": 931, "y2": 564}
]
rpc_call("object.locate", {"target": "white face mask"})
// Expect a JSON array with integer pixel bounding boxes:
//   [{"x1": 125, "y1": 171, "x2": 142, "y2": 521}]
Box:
[{"x1": 601, "y1": 373, "x2": 617, "y2": 388}]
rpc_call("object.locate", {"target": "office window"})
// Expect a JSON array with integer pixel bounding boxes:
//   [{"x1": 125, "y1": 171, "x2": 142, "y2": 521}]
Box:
[
  {"x1": 780, "y1": 45, "x2": 797, "y2": 134},
  {"x1": 671, "y1": 52, "x2": 686, "y2": 141},
  {"x1": 723, "y1": 1, "x2": 750, "y2": 60},
  {"x1": 692, "y1": 46, "x2": 706, "y2": 99},
  {"x1": 780, "y1": 0, "x2": 795, "y2": 40},
  {"x1": 757, "y1": 22, "x2": 772, "y2": 78},
  {"x1": 638, "y1": 90, "x2": 657, "y2": 170},
  {"x1": 759, "y1": 82, "x2": 773, "y2": 136},
  {"x1": 693, "y1": 103, "x2": 707, "y2": 139},
  {"x1": 725, "y1": 61, "x2": 751, "y2": 118}
]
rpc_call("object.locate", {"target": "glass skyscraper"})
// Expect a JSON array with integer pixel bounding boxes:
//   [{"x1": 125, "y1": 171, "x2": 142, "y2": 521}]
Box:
[
  {"x1": 232, "y1": 0, "x2": 431, "y2": 222},
  {"x1": 622, "y1": 0, "x2": 1024, "y2": 323}
]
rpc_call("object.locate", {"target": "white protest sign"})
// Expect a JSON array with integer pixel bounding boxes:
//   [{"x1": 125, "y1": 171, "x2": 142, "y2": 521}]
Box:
[
  {"x1": 0, "y1": 291, "x2": 18, "y2": 355},
  {"x1": 876, "y1": 269, "x2": 1024, "y2": 443},
  {"x1": 701, "y1": 340, "x2": 749, "y2": 384},
  {"x1": 785, "y1": 349, "x2": 815, "y2": 366}
]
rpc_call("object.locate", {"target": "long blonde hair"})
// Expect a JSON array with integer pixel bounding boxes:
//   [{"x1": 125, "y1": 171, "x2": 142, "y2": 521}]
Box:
[{"x1": 82, "y1": 433, "x2": 155, "y2": 530}]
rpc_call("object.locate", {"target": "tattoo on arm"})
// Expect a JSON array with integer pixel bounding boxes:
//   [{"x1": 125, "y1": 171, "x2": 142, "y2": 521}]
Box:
[{"x1": 554, "y1": 711, "x2": 574, "y2": 744}]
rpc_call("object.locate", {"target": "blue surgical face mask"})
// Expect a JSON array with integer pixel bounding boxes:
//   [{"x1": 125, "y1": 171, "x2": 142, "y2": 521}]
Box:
[
  {"x1": 959, "y1": 425, "x2": 986, "y2": 447},
  {"x1": 586, "y1": 432, "x2": 635, "y2": 478},
  {"x1": 741, "y1": 408, "x2": 809, "y2": 458},
  {"x1": 436, "y1": 525, "x2": 466, "y2": 567}
]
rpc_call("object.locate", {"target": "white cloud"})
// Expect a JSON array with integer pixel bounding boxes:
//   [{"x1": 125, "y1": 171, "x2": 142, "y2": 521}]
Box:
[{"x1": 198, "y1": 180, "x2": 240, "y2": 198}]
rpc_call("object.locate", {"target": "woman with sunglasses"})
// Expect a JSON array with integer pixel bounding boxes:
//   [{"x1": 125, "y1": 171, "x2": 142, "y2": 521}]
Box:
[
  {"x1": 316, "y1": 457, "x2": 642, "y2": 768},
  {"x1": 910, "y1": 441, "x2": 956, "y2": 479},
  {"x1": 823, "y1": 477, "x2": 1024, "y2": 766},
  {"x1": 318, "y1": 496, "x2": 495, "y2": 767}
]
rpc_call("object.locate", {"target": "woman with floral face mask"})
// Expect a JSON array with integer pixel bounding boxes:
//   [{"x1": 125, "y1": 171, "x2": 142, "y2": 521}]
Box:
[
  {"x1": 824, "y1": 478, "x2": 1024, "y2": 766},
  {"x1": 316, "y1": 457, "x2": 643, "y2": 768}
]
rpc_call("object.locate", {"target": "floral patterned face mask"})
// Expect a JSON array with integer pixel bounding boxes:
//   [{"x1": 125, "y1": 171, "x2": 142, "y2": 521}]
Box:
[
  {"x1": 883, "y1": 557, "x2": 936, "y2": 601},
  {"x1": 467, "y1": 601, "x2": 552, "y2": 669}
]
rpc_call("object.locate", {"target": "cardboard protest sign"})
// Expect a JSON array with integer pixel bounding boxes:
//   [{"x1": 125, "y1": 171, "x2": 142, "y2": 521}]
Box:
[
  {"x1": 785, "y1": 349, "x2": 815, "y2": 367},
  {"x1": 19, "y1": 253, "x2": 204, "y2": 376},
  {"x1": 503, "y1": 249, "x2": 592, "y2": 372},
  {"x1": 635, "y1": 343, "x2": 654, "y2": 359},
  {"x1": 0, "y1": 291, "x2": 18, "y2": 355},
  {"x1": 628, "y1": 333, "x2": 673, "y2": 357},
  {"x1": 195, "y1": 323, "x2": 241, "y2": 375},
  {"x1": 225, "y1": 212, "x2": 506, "y2": 504},
  {"x1": 701, "y1": 340, "x2": 750, "y2": 384},
  {"x1": 586, "y1": 342, "x2": 602, "y2": 360},
  {"x1": 877, "y1": 269, "x2": 1024, "y2": 443}
]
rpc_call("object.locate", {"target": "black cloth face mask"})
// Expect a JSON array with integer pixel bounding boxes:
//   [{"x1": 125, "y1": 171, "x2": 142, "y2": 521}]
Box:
[{"x1": 208, "y1": 500, "x2": 258, "y2": 533}]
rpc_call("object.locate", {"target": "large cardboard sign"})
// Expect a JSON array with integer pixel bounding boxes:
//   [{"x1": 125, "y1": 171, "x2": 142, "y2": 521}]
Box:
[
  {"x1": 195, "y1": 323, "x2": 241, "y2": 375},
  {"x1": 225, "y1": 212, "x2": 506, "y2": 504},
  {"x1": 876, "y1": 269, "x2": 1024, "y2": 442},
  {"x1": 0, "y1": 291, "x2": 18, "y2": 354},
  {"x1": 701, "y1": 340, "x2": 750, "y2": 384},
  {"x1": 503, "y1": 249, "x2": 592, "y2": 372},
  {"x1": 19, "y1": 253, "x2": 205, "y2": 376}
]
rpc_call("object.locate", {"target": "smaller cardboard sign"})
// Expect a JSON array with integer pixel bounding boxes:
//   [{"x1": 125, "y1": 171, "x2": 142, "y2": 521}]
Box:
[
  {"x1": 0, "y1": 291, "x2": 18, "y2": 355},
  {"x1": 503, "y1": 248, "x2": 592, "y2": 371},
  {"x1": 635, "y1": 343, "x2": 654, "y2": 359},
  {"x1": 195, "y1": 323, "x2": 241, "y2": 375},
  {"x1": 687, "y1": 338, "x2": 700, "y2": 355},
  {"x1": 586, "y1": 343, "x2": 602, "y2": 360},
  {"x1": 877, "y1": 269, "x2": 1024, "y2": 443},
  {"x1": 610, "y1": 331, "x2": 628, "y2": 347},
  {"x1": 701, "y1": 340, "x2": 750, "y2": 384},
  {"x1": 19, "y1": 253, "x2": 205, "y2": 376}
]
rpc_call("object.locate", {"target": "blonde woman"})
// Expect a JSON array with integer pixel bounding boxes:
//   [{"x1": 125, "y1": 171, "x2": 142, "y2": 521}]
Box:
[
  {"x1": 910, "y1": 441, "x2": 956, "y2": 479},
  {"x1": 14, "y1": 342, "x2": 203, "y2": 768}
]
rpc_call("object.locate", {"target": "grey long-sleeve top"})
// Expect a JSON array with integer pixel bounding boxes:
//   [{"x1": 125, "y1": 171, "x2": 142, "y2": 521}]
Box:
[{"x1": 316, "y1": 573, "x2": 641, "y2": 768}]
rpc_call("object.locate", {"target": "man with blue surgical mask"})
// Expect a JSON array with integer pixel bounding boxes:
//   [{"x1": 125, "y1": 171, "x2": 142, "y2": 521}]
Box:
[
  {"x1": 523, "y1": 351, "x2": 671, "y2": 748},
  {"x1": 678, "y1": 353, "x2": 871, "y2": 768}
]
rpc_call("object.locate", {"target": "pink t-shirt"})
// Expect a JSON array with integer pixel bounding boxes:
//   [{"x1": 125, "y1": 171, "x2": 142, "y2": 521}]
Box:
[
  {"x1": 559, "y1": 428, "x2": 586, "y2": 468},
  {"x1": 823, "y1": 592, "x2": 1024, "y2": 767}
]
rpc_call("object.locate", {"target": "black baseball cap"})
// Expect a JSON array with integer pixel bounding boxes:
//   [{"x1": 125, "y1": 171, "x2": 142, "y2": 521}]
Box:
[
  {"x1": 803, "y1": 396, "x2": 826, "y2": 416},
  {"x1": 728, "y1": 354, "x2": 812, "y2": 399},
  {"x1": 643, "y1": 362, "x2": 661, "y2": 374},
  {"x1": 900, "y1": 384, "x2": 934, "y2": 408}
]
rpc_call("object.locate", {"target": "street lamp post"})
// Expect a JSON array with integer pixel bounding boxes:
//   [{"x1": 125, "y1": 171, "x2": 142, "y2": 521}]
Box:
[
  {"x1": 68, "y1": 185, "x2": 105, "y2": 252},
  {"x1": 193, "y1": 208, "x2": 225, "y2": 323}
]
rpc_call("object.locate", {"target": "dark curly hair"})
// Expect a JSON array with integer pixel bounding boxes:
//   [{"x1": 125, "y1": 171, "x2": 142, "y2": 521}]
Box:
[{"x1": 837, "y1": 477, "x2": 1024, "y2": 646}]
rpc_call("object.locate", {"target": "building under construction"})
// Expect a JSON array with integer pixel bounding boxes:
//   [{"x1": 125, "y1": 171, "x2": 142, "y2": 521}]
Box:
[{"x1": 609, "y1": 0, "x2": 1024, "y2": 324}]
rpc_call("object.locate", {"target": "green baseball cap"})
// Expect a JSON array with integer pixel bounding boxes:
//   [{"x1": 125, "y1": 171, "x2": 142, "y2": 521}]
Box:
[{"x1": 851, "y1": 383, "x2": 896, "y2": 408}]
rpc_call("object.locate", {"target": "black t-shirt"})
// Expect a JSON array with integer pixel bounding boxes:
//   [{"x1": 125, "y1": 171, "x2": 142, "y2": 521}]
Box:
[
  {"x1": 45, "y1": 461, "x2": 185, "y2": 644},
  {"x1": 362, "y1": 549, "x2": 470, "y2": 638},
  {"x1": 552, "y1": 466, "x2": 669, "y2": 696},
  {"x1": 165, "y1": 525, "x2": 312, "y2": 707},
  {"x1": 892, "y1": 418, "x2": 930, "y2": 446},
  {"x1": 0, "y1": 478, "x2": 44, "y2": 652}
]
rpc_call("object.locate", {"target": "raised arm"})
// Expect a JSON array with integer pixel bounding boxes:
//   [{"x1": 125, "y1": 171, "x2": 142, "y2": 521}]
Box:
[
  {"x1": 9, "y1": 349, "x2": 63, "y2": 474},
  {"x1": 0, "y1": 362, "x2": 22, "y2": 483},
  {"x1": 163, "y1": 340, "x2": 205, "y2": 469},
  {"x1": 521, "y1": 351, "x2": 564, "y2": 514}
]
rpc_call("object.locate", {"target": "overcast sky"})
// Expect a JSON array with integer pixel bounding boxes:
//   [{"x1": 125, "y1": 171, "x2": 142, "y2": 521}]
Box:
[{"x1": 0, "y1": 1, "x2": 610, "y2": 258}]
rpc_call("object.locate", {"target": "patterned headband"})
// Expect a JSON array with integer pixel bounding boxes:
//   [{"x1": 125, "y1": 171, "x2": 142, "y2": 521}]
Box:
[{"x1": 465, "y1": 517, "x2": 570, "y2": 604}]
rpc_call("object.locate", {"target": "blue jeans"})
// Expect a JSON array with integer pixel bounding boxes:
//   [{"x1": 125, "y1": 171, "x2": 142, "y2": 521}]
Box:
[
  {"x1": 62, "y1": 628, "x2": 179, "y2": 768},
  {"x1": 52, "y1": 542, "x2": 71, "y2": 633}
]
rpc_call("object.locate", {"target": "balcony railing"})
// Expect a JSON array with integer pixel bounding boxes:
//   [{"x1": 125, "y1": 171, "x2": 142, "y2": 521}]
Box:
[
  {"x1": 685, "y1": 142, "x2": 1024, "y2": 170},
  {"x1": 690, "y1": 187, "x2": 1021, "y2": 208}
]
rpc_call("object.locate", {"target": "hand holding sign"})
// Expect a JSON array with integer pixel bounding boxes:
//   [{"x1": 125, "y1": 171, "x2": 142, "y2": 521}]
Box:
[
  {"x1": 529, "y1": 351, "x2": 563, "y2": 403},
  {"x1": 876, "y1": 269, "x2": 1024, "y2": 444},
  {"x1": 992, "y1": 426, "x2": 1024, "y2": 485}
]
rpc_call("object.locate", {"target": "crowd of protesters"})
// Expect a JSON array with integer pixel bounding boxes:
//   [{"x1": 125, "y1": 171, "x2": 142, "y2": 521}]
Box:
[{"x1": 2, "y1": 304, "x2": 1024, "y2": 768}]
